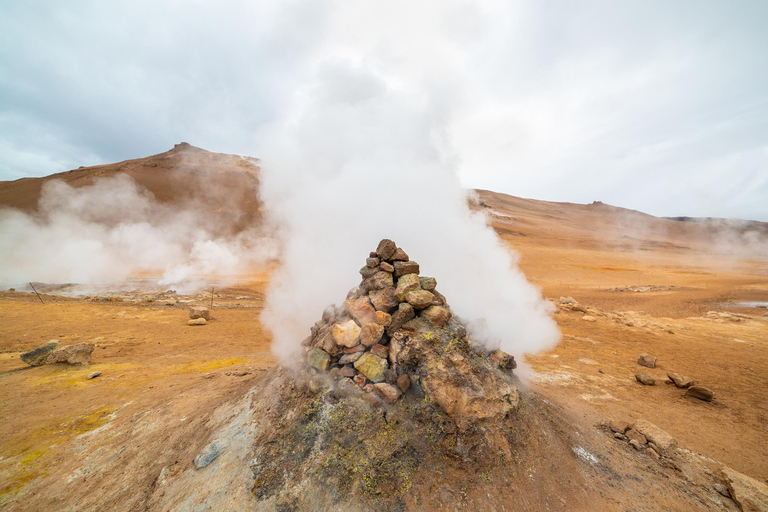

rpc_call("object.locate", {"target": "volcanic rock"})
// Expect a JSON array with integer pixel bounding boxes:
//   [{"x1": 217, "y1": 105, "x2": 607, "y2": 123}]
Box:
[
  {"x1": 405, "y1": 290, "x2": 434, "y2": 310},
  {"x1": 720, "y1": 466, "x2": 768, "y2": 512},
  {"x1": 397, "y1": 373, "x2": 411, "y2": 393},
  {"x1": 379, "y1": 261, "x2": 394, "y2": 273},
  {"x1": 340, "y1": 365, "x2": 357, "y2": 378},
  {"x1": 359, "y1": 323, "x2": 384, "y2": 347},
  {"x1": 359, "y1": 266, "x2": 377, "y2": 279},
  {"x1": 375, "y1": 311, "x2": 392, "y2": 326},
  {"x1": 189, "y1": 306, "x2": 212, "y2": 321},
  {"x1": 87, "y1": 371, "x2": 102, "y2": 380},
  {"x1": 345, "y1": 297, "x2": 377, "y2": 326},
  {"x1": 686, "y1": 386, "x2": 714, "y2": 402},
  {"x1": 667, "y1": 372, "x2": 693, "y2": 388},
  {"x1": 194, "y1": 440, "x2": 224, "y2": 470},
  {"x1": 188, "y1": 318, "x2": 207, "y2": 326},
  {"x1": 632, "y1": 420, "x2": 678, "y2": 457},
  {"x1": 390, "y1": 248, "x2": 409, "y2": 261},
  {"x1": 421, "y1": 305, "x2": 451, "y2": 327},
  {"x1": 45, "y1": 343, "x2": 95, "y2": 365},
  {"x1": 308, "y1": 349, "x2": 331, "y2": 371},
  {"x1": 366, "y1": 271, "x2": 394, "y2": 291},
  {"x1": 489, "y1": 349, "x2": 517, "y2": 370},
  {"x1": 332, "y1": 320, "x2": 361, "y2": 348},
  {"x1": 419, "y1": 276, "x2": 437, "y2": 291},
  {"x1": 354, "y1": 353, "x2": 388, "y2": 383},
  {"x1": 373, "y1": 383, "x2": 402, "y2": 404},
  {"x1": 625, "y1": 429, "x2": 647, "y2": 446},
  {"x1": 393, "y1": 261, "x2": 420, "y2": 278},
  {"x1": 366, "y1": 257, "x2": 380, "y2": 268},
  {"x1": 635, "y1": 373, "x2": 655, "y2": 385},
  {"x1": 370, "y1": 343, "x2": 388, "y2": 359},
  {"x1": 637, "y1": 354, "x2": 657, "y2": 368},
  {"x1": 338, "y1": 352, "x2": 364, "y2": 365},
  {"x1": 369, "y1": 287, "x2": 397, "y2": 313},
  {"x1": 388, "y1": 303, "x2": 415, "y2": 333},
  {"x1": 376, "y1": 239, "x2": 397, "y2": 260},
  {"x1": 394, "y1": 274, "x2": 421, "y2": 302},
  {"x1": 21, "y1": 340, "x2": 60, "y2": 366}
]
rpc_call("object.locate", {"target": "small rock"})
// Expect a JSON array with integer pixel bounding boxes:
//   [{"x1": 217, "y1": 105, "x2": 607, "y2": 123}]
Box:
[
  {"x1": 632, "y1": 420, "x2": 678, "y2": 457},
  {"x1": 343, "y1": 344, "x2": 366, "y2": 354},
  {"x1": 21, "y1": 341, "x2": 60, "y2": 366},
  {"x1": 379, "y1": 261, "x2": 394, "y2": 273},
  {"x1": 383, "y1": 369, "x2": 398, "y2": 384},
  {"x1": 370, "y1": 287, "x2": 397, "y2": 313},
  {"x1": 376, "y1": 239, "x2": 397, "y2": 260},
  {"x1": 637, "y1": 354, "x2": 657, "y2": 368},
  {"x1": 397, "y1": 374, "x2": 411, "y2": 393},
  {"x1": 188, "y1": 318, "x2": 207, "y2": 326},
  {"x1": 489, "y1": 349, "x2": 517, "y2": 370},
  {"x1": 45, "y1": 343, "x2": 95, "y2": 365},
  {"x1": 359, "y1": 266, "x2": 377, "y2": 279},
  {"x1": 353, "y1": 374, "x2": 366, "y2": 387},
  {"x1": 388, "y1": 303, "x2": 415, "y2": 333},
  {"x1": 338, "y1": 352, "x2": 364, "y2": 365},
  {"x1": 405, "y1": 290, "x2": 435, "y2": 310},
  {"x1": 189, "y1": 306, "x2": 212, "y2": 321},
  {"x1": 614, "y1": 432, "x2": 627, "y2": 441},
  {"x1": 345, "y1": 297, "x2": 377, "y2": 326},
  {"x1": 686, "y1": 386, "x2": 714, "y2": 402},
  {"x1": 340, "y1": 365, "x2": 357, "y2": 378},
  {"x1": 87, "y1": 371, "x2": 102, "y2": 380},
  {"x1": 307, "y1": 348, "x2": 331, "y2": 371},
  {"x1": 390, "y1": 248, "x2": 409, "y2": 261},
  {"x1": 667, "y1": 372, "x2": 694, "y2": 388},
  {"x1": 609, "y1": 420, "x2": 629, "y2": 434},
  {"x1": 368, "y1": 271, "x2": 394, "y2": 291},
  {"x1": 713, "y1": 483, "x2": 730, "y2": 498},
  {"x1": 194, "y1": 440, "x2": 224, "y2": 469},
  {"x1": 354, "y1": 353, "x2": 389, "y2": 383},
  {"x1": 394, "y1": 274, "x2": 421, "y2": 302},
  {"x1": 629, "y1": 439, "x2": 644, "y2": 450},
  {"x1": 370, "y1": 343, "x2": 389, "y2": 359},
  {"x1": 332, "y1": 320, "x2": 362, "y2": 348},
  {"x1": 626, "y1": 429, "x2": 647, "y2": 445},
  {"x1": 421, "y1": 305, "x2": 451, "y2": 327},
  {"x1": 419, "y1": 276, "x2": 437, "y2": 291},
  {"x1": 359, "y1": 323, "x2": 384, "y2": 347},
  {"x1": 393, "y1": 260, "x2": 420, "y2": 278},
  {"x1": 635, "y1": 373, "x2": 656, "y2": 385},
  {"x1": 582, "y1": 315, "x2": 597, "y2": 322},
  {"x1": 375, "y1": 311, "x2": 392, "y2": 326},
  {"x1": 373, "y1": 382, "x2": 402, "y2": 404},
  {"x1": 366, "y1": 257, "x2": 380, "y2": 268},
  {"x1": 363, "y1": 383, "x2": 375, "y2": 393}
]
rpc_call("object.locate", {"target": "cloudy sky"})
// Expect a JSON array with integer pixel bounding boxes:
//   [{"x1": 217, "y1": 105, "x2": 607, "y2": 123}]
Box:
[{"x1": 1, "y1": 0, "x2": 767, "y2": 220}]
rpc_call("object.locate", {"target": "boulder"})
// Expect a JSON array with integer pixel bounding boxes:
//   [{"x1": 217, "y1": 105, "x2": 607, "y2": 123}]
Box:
[
  {"x1": 373, "y1": 383, "x2": 402, "y2": 404},
  {"x1": 307, "y1": 349, "x2": 331, "y2": 371},
  {"x1": 720, "y1": 466, "x2": 768, "y2": 512},
  {"x1": 393, "y1": 261, "x2": 420, "y2": 278},
  {"x1": 188, "y1": 318, "x2": 207, "y2": 326},
  {"x1": 375, "y1": 311, "x2": 392, "y2": 326},
  {"x1": 376, "y1": 239, "x2": 397, "y2": 260},
  {"x1": 394, "y1": 274, "x2": 421, "y2": 302},
  {"x1": 354, "y1": 353, "x2": 389, "y2": 383},
  {"x1": 388, "y1": 303, "x2": 415, "y2": 333},
  {"x1": 360, "y1": 323, "x2": 384, "y2": 347},
  {"x1": 635, "y1": 373, "x2": 655, "y2": 385},
  {"x1": 419, "y1": 276, "x2": 437, "y2": 291},
  {"x1": 189, "y1": 306, "x2": 212, "y2": 320},
  {"x1": 332, "y1": 320, "x2": 361, "y2": 348},
  {"x1": 632, "y1": 420, "x2": 678, "y2": 457},
  {"x1": 686, "y1": 386, "x2": 714, "y2": 402},
  {"x1": 21, "y1": 340, "x2": 60, "y2": 366},
  {"x1": 637, "y1": 354, "x2": 657, "y2": 368},
  {"x1": 405, "y1": 290, "x2": 435, "y2": 310},
  {"x1": 667, "y1": 372, "x2": 693, "y2": 388},
  {"x1": 344, "y1": 297, "x2": 377, "y2": 326},
  {"x1": 45, "y1": 343, "x2": 95, "y2": 365},
  {"x1": 421, "y1": 305, "x2": 451, "y2": 327},
  {"x1": 370, "y1": 287, "x2": 397, "y2": 313}
]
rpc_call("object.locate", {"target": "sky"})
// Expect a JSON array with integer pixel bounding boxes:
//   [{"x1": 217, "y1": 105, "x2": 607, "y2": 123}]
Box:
[{"x1": 1, "y1": 0, "x2": 767, "y2": 221}]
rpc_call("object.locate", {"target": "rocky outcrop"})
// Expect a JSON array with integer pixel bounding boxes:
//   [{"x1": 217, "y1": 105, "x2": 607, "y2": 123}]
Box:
[
  {"x1": 20, "y1": 340, "x2": 60, "y2": 366},
  {"x1": 45, "y1": 343, "x2": 95, "y2": 365}
]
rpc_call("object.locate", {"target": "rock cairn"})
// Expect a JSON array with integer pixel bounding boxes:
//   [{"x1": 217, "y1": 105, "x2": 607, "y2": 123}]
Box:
[{"x1": 301, "y1": 239, "x2": 517, "y2": 422}]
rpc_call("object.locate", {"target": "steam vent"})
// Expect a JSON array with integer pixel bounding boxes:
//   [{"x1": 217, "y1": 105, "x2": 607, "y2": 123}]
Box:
[{"x1": 250, "y1": 239, "x2": 525, "y2": 509}]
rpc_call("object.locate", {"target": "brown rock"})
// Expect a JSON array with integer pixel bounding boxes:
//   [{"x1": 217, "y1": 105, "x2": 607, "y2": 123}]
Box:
[
  {"x1": 366, "y1": 257, "x2": 380, "y2": 268},
  {"x1": 397, "y1": 373, "x2": 411, "y2": 393},
  {"x1": 189, "y1": 306, "x2": 212, "y2": 320},
  {"x1": 406, "y1": 290, "x2": 435, "y2": 310},
  {"x1": 421, "y1": 305, "x2": 451, "y2": 327},
  {"x1": 353, "y1": 374, "x2": 366, "y2": 387},
  {"x1": 686, "y1": 386, "x2": 714, "y2": 402},
  {"x1": 375, "y1": 311, "x2": 392, "y2": 326},
  {"x1": 376, "y1": 239, "x2": 397, "y2": 260},
  {"x1": 360, "y1": 323, "x2": 385, "y2": 347},
  {"x1": 637, "y1": 354, "x2": 657, "y2": 368},
  {"x1": 390, "y1": 248, "x2": 409, "y2": 261},
  {"x1": 379, "y1": 261, "x2": 394, "y2": 273},
  {"x1": 608, "y1": 420, "x2": 629, "y2": 434},
  {"x1": 339, "y1": 351, "x2": 364, "y2": 365},
  {"x1": 394, "y1": 274, "x2": 421, "y2": 302},
  {"x1": 368, "y1": 271, "x2": 394, "y2": 291},
  {"x1": 489, "y1": 349, "x2": 516, "y2": 370},
  {"x1": 388, "y1": 303, "x2": 415, "y2": 333},
  {"x1": 343, "y1": 344, "x2": 366, "y2": 354},
  {"x1": 635, "y1": 373, "x2": 656, "y2": 385},
  {"x1": 419, "y1": 276, "x2": 437, "y2": 291},
  {"x1": 340, "y1": 365, "x2": 357, "y2": 378},
  {"x1": 632, "y1": 420, "x2": 678, "y2": 457},
  {"x1": 629, "y1": 439, "x2": 644, "y2": 450},
  {"x1": 188, "y1": 318, "x2": 207, "y2": 326},
  {"x1": 307, "y1": 348, "x2": 331, "y2": 371},
  {"x1": 369, "y1": 251, "x2": 378, "y2": 258},
  {"x1": 370, "y1": 343, "x2": 389, "y2": 359},
  {"x1": 373, "y1": 383, "x2": 402, "y2": 404},
  {"x1": 626, "y1": 429, "x2": 647, "y2": 445},
  {"x1": 332, "y1": 320, "x2": 361, "y2": 348},
  {"x1": 394, "y1": 260, "x2": 420, "y2": 278},
  {"x1": 345, "y1": 297, "x2": 377, "y2": 326},
  {"x1": 359, "y1": 266, "x2": 377, "y2": 279},
  {"x1": 383, "y1": 369, "x2": 398, "y2": 384},
  {"x1": 720, "y1": 466, "x2": 768, "y2": 512},
  {"x1": 667, "y1": 372, "x2": 693, "y2": 388},
  {"x1": 363, "y1": 383, "x2": 375, "y2": 393},
  {"x1": 370, "y1": 287, "x2": 397, "y2": 313},
  {"x1": 44, "y1": 343, "x2": 95, "y2": 365}
]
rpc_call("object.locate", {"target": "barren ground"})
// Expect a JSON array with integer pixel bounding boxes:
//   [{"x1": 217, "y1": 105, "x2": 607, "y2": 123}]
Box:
[{"x1": 1, "y1": 189, "x2": 766, "y2": 510}]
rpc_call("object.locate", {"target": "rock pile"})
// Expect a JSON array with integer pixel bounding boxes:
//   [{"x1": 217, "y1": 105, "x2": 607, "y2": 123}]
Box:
[
  {"x1": 301, "y1": 239, "x2": 518, "y2": 428},
  {"x1": 608, "y1": 419, "x2": 678, "y2": 459}
]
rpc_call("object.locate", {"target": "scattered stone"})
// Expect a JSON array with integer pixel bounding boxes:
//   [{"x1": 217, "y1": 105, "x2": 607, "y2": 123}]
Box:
[
  {"x1": 370, "y1": 343, "x2": 389, "y2": 359},
  {"x1": 686, "y1": 386, "x2": 714, "y2": 402},
  {"x1": 354, "y1": 353, "x2": 389, "y2": 383},
  {"x1": 189, "y1": 306, "x2": 212, "y2": 321},
  {"x1": 332, "y1": 320, "x2": 361, "y2": 348},
  {"x1": 87, "y1": 371, "x2": 102, "y2": 380},
  {"x1": 359, "y1": 323, "x2": 385, "y2": 347},
  {"x1": 421, "y1": 305, "x2": 451, "y2": 327},
  {"x1": 340, "y1": 365, "x2": 357, "y2": 378},
  {"x1": 45, "y1": 343, "x2": 95, "y2": 365},
  {"x1": 394, "y1": 274, "x2": 421, "y2": 302},
  {"x1": 388, "y1": 303, "x2": 415, "y2": 333},
  {"x1": 720, "y1": 466, "x2": 768, "y2": 512},
  {"x1": 375, "y1": 311, "x2": 392, "y2": 326},
  {"x1": 667, "y1": 372, "x2": 694, "y2": 388},
  {"x1": 635, "y1": 373, "x2": 656, "y2": 385},
  {"x1": 405, "y1": 290, "x2": 435, "y2": 310},
  {"x1": 370, "y1": 287, "x2": 397, "y2": 313},
  {"x1": 376, "y1": 239, "x2": 397, "y2": 260},
  {"x1": 307, "y1": 349, "x2": 331, "y2": 371},
  {"x1": 637, "y1": 354, "x2": 657, "y2": 368},
  {"x1": 20, "y1": 340, "x2": 60, "y2": 366},
  {"x1": 373, "y1": 383, "x2": 402, "y2": 404},
  {"x1": 581, "y1": 315, "x2": 597, "y2": 322},
  {"x1": 366, "y1": 257, "x2": 380, "y2": 268},
  {"x1": 419, "y1": 276, "x2": 437, "y2": 291},
  {"x1": 379, "y1": 261, "x2": 394, "y2": 273},
  {"x1": 397, "y1": 374, "x2": 411, "y2": 393},
  {"x1": 632, "y1": 420, "x2": 678, "y2": 457},
  {"x1": 345, "y1": 297, "x2": 377, "y2": 326},
  {"x1": 188, "y1": 318, "x2": 207, "y2": 326},
  {"x1": 393, "y1": 261, "x2": 420, "y2": 278},
  {"x1": 194, "y1": 440, "x2": 224, "y2": 469},
  {"x1": 609, "y1": 420, "x2": 629, "y2": 434},
  {"x1": 626, "y1": 429, "x2": 647, "y2": 446},
  {"x1": 390, "y1": 248, "x2": 409, "y2": 261}
]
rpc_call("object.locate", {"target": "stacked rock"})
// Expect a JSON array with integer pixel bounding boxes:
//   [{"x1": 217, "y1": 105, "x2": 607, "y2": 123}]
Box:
[{"x1": 302, "y1": 239, "x2": 453, "y2": 404}]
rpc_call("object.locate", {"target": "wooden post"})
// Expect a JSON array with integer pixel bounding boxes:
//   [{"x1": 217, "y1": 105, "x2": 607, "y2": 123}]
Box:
[
  {"x1": 29, "y1": 282, "x2": 44, "y2": 304},
  {"x1": 210, "y1": 287, "x2": 214, "y2": 310}
]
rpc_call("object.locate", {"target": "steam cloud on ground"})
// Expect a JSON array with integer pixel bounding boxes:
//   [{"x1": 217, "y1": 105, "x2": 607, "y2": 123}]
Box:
[{"x1": 0, "y1": 174, "x2": 277, "y2": 292}]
